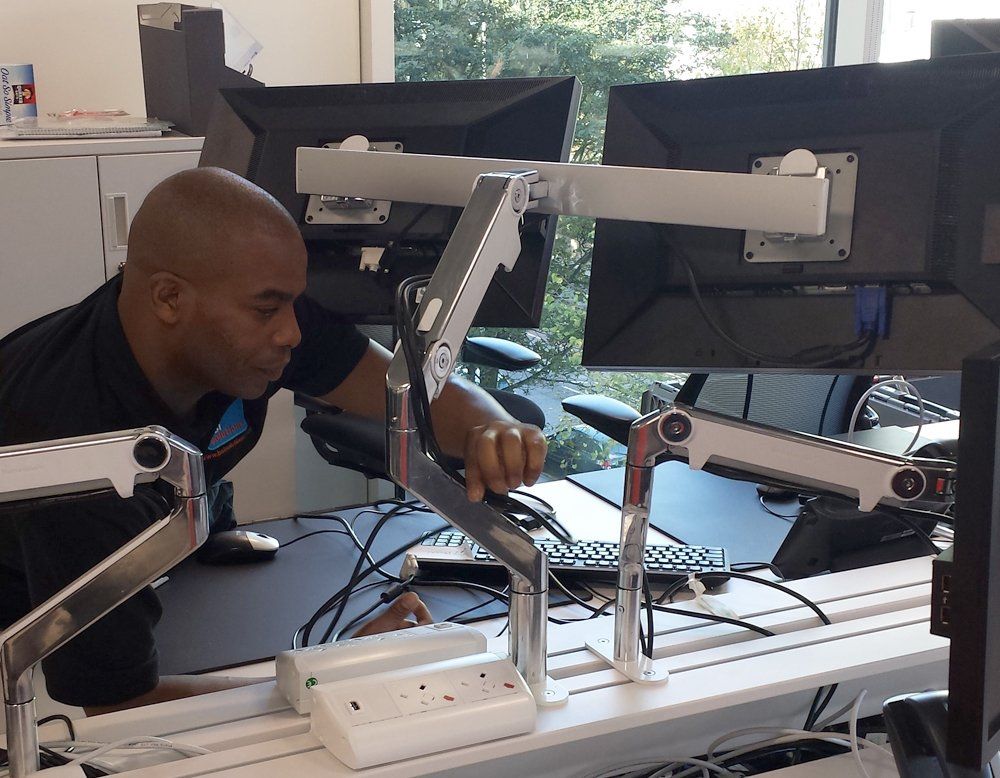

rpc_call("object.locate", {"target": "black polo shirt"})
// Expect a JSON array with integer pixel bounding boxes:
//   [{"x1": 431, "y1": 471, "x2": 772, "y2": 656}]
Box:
[{"x1": 0, "y1": 276, "x2": 368, "y2": 706}]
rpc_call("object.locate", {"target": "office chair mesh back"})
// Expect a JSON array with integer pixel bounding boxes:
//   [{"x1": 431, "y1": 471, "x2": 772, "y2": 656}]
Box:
[{"x1": 688, "y1": 374, "x2": 866, "y2": 436}]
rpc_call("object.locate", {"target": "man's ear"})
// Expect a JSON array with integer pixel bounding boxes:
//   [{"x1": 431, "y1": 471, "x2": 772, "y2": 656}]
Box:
[{"x1": 148, "y1": 271, "x2": 190, "y2": 325}]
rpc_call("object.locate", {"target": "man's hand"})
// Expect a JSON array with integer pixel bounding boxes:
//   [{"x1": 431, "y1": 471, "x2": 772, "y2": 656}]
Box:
[
  {"x1": 351, "y1": 592, "x2": 434, "y2": 638},
  {"x1": 463, "y1": 421, "x2": 547, "y2": 502}
]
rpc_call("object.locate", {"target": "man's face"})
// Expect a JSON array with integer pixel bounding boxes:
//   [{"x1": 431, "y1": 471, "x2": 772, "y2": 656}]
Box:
[{"x1": 180, "y1": 230, "x2": 307, "y2": 399}]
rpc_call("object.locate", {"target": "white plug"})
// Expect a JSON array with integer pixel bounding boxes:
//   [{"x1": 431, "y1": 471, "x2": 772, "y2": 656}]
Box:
[
  {"x1": 276, "y1": 622, "x2": 486, "y2": 713},
  {"x1": 310, "y1": 652, "x2": 536, "y2": 769}
]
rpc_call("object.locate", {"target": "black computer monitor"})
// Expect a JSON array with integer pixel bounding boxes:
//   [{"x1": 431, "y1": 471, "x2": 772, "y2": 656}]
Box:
[
  {"x1": 198, "y1": 77, "x2": 580, "y2": 326},
  {"x1": 582, "y1": 56, "x2": 1000, "y2": 773},
  {"x1": 582, "y1": 55, "x2": 1000, "y2": 373},
  {"x1": 932, "y1": 18, "x2": 1000, "y2": 57}
]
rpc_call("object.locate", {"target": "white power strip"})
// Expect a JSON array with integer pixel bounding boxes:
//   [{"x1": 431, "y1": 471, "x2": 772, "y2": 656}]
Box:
[
  {"x1": 276, "y1": 622, "x2": 486, "y2": 713},
  {"x1": 310, "y1": 652, "x2": 536, "y2": 769}
]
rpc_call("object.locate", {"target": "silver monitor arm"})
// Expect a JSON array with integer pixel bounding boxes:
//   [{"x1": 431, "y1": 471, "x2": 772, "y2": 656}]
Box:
[
  {"x1": 384, "y1": 170, "x2": 568, "y2": 706},
  {"x1": 587, "y1": 402, "x2": 958, "y2": 683},
  {"x1": 0, "y1": 427, "x2": 209, "y2": 777},
  {"x1": 297, "y1": 143, "x2": 834, "y2": 695}
]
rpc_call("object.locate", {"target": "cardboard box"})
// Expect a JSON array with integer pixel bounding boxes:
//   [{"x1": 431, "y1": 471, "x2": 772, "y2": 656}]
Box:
[{"x1": 1, "y1": 64, "x2": 37, "y2": 124}]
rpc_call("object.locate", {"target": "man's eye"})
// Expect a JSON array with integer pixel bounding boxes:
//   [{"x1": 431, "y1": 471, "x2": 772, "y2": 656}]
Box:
[{"x1": 256, "y1": 308, "x2": 278, "y2": 319}]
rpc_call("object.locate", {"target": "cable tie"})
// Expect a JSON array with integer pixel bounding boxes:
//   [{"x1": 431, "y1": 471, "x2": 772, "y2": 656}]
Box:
[{"x1": 689, "y1": 575, "x2": 740, "y2": 620}]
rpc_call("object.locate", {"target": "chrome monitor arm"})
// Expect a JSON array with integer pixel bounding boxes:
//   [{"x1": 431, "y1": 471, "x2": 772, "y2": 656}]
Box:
[
  {"x1": 296, "y1": 143, "x2": 832, "y2": 695},
  {"x1": 383, "y1": 169, "x2": 568, "y2": 706},
  {"x1": 0, "y1": 427, "x2": 209, "y2": 777},
  {"x1": 587, "y1": 403, "x2": 958, "y2": 683}
]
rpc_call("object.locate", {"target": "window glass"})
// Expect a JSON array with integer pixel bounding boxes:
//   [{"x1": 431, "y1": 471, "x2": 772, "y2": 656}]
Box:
[
  {"x1": 880, "y1": 1, "x2": 997, "y2": 62},
  {"x1": 397, "y1": 0, "x2": 828, "y2": 476}
]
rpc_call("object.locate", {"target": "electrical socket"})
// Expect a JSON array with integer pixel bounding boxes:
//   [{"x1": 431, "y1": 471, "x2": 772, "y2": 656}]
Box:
[
  {"x1": 310, "y1": 652, "x2": 536, "y2": 769},
  {"x1": 276, "y1": 622, "x2": 485, "y2": 713},
  {"x1": 451, "y1": 663, "x2": 521, "y2": 702},
  {"x1": 386, "y1": 674, "x2": 460, "y2": 715}
]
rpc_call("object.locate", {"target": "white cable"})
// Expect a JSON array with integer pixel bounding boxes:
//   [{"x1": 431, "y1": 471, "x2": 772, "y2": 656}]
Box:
[
  {"x1": 45, "y1": 738, "x2": 210, "y2": 759},
  {"x1": 847, "y1": 377, "x2": 925, "y2": 454},
  {"x1": 59, "y1": 736, "x2": 211, "y2": 770},
  {"x1": 672, "y1": 732, "x2": 889, "y2": 778},
  {"x1": 706, "y1": 726, "x2": 825, "y2": 759},
  {"x1": 647, "y1": 758, "x2": 737, "y2": 777},
  {"x1": 850, "y1": 690, "x2": 874, "y2": 778},
  {"x1": 579, "y1": 757, "x2": 737, "y2": 778}
]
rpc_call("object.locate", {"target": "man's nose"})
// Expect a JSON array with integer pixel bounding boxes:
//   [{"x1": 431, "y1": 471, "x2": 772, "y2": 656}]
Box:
[{"x1": 275, "y1": 308, "x2": 302, "y2": 350}]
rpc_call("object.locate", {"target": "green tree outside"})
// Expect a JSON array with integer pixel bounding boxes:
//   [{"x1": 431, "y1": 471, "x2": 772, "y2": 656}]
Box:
[{"x1": 396, "y1": 0, "x2": 826, "y2": 475}]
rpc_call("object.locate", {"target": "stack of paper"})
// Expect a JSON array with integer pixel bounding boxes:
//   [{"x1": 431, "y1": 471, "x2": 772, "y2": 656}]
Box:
[{"x1": 6, "y1": 116, "x2": 172, "y2": 140}]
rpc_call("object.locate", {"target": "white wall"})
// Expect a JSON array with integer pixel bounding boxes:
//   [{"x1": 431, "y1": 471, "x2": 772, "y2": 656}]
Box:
[{"x1": 4, "y1": 1, "x2": 363, "y2": 118}]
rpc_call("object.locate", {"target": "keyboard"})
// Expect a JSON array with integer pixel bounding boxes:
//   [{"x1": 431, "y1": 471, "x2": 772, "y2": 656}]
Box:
[{"x1": 408, "y1": 531, "x2": 729, "y2": 586}]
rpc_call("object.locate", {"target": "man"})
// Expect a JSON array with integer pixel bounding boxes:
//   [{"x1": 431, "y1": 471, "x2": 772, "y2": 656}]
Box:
[{"x1": 0, "y1": 168, "x2": 547, "y2": 714}]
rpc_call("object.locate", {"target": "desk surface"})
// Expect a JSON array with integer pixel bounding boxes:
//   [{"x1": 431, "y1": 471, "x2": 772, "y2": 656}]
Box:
[{"x1": 154, "y1": 481, "x2": 660, "y2": 675}]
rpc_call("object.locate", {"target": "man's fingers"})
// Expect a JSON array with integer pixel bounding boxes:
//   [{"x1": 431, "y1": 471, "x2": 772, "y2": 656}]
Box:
[
  {"x1": 524, "y1": 427, "x2": 547, "y2": 486},
  {"x1": 475, "y1": 428, "x2": 509, "y2": 495},
  {"x1": 464, "y1": 437, "x2": 485, "y2": 501},
  {"x1": 464, "y1": 423, "x2": 548, "y2": 499},
  {"x1": 388, "y1": 591, "x2": 423, "y2": 619},
  {"x1": 500, "y1": 427, "x2": 526, "y2": 489},
  {"x1": 391, "y1": 592, "x2": 433, "y2": 625},
  {"x1": 352, "y1": 593, "x2": 434, "y2": 638},
  {"x1": 411, "y1": 597, "x2": 434, "y2": 625}
]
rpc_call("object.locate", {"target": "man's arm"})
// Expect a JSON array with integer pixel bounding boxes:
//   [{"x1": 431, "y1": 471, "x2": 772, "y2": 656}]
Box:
[
  {"x1": 314, "y1": 341, "x2": 547, "y2": 501},
  {"x1": 83, "y1": 674, "x2": 268, "y2": 716}
]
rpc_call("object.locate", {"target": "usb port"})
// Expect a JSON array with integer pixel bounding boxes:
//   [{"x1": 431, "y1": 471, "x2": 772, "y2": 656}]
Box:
[{"x1": 347, "y1": 700, "x2": 362, "y2": 713}]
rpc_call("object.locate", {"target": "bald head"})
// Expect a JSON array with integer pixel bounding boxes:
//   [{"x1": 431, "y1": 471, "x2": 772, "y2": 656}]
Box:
[
  {"x1": 125, "y1": 166, "x2": 301, "y2": 282},
  {"x1": 117, "y1": 167, "x2": 308, "y2": 411}
]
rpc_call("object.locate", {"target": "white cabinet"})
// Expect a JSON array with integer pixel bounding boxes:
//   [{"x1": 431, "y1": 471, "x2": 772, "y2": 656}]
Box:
[
  {"x1": 0, "y1": 135, "x2": 204, "y2": 336},
  {"x1": 0, "y1": 156, "x2": 106, "y2": 334}
]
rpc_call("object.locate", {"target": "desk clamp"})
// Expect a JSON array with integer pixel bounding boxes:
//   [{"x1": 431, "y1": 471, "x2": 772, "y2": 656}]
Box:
[
  {"x1": 588, "y1": 403, "x2": 957, "y2": 683},
  {"x1": 0, "y1": 427, "x2": 209, "y2": 777}
]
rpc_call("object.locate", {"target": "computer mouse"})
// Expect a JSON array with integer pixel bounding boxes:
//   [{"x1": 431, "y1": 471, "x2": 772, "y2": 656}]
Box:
[{"x1": 196, "y1": 529, "x2": 279, "y2": 565}]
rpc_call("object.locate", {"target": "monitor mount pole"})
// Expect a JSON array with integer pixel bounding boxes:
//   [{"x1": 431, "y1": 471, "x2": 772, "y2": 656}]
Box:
[
  {"x1": 0, "y1": 427, "x2": 209, "y2": 778},
  {"x1": 587, "y1": 402, "x2": 957, "y2": 683},
  {"x1": 386, "y1": 169, "x2": 568, "y2": 706}
]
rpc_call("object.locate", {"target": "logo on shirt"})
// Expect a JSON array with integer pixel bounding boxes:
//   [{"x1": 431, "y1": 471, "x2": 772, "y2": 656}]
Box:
[{"x1": 208, "y1": 399, "x2": 249, "y2": 451}]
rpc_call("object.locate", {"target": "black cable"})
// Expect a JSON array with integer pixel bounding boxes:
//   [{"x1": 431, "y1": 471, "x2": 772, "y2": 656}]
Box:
[
  {"x1": 37, "y1": 713, "x2": 75, "y2": 741},
  {"x1": 413, "y1": 577, "x2": 510, "y2": 603},
  {"x1": 758, "y1": 495, "x2": 800, "y2": 520},
  {"x1": 658, "y1": 576, "x2": 695, "y2": 604},
  {"x1": 297, "y1": 520, "x2": 450, "y2": 646},
  {"x1": 317, "y1": 503, "x2": 421, "y2": 644},
  {"x1": 643, "y1": 572, "x2": 656, "y2": 658},
  {"x1": 330, "y1": 580, "x2": 413, "y2": 642},
  {"x1": 657, "y1": 226, "x2": 878, "y2": 369},
  {"x1": 443, "y1": 586, "x2": 509, "y2": 623},
  {"x1": 741, "y1": 374, "x2": 754, "y2": 420},
  {"x1": 294, "y1": 506, "x2": 416, "y2": 582},
  {"x1": 649, "y1": 603, "x2": 776, "y2": 638},
  {"x1": 805, "y1": 683, "x2": 839, "y2": 730},
  {"x1": 548, "y1": 571, "x2": 601, "y2": 613},
  {"x1": 817, "y1": 375, "x2": 840, "y2": 435},
  {"x1": 707, "y1": 571, "x2": 832, "y2": 625},
  {"x1": 731, "y1": 561, "x2": 787, "y2": 579},
  {"x1": 299, "y1": 504, "x2": 438, "y2": 646},
  {"x1": 891, "y1": 509, "x2": 943, "y2": 556},
  {"x1": 279, "y1": 528, "x2": 351, "y2": 548}
]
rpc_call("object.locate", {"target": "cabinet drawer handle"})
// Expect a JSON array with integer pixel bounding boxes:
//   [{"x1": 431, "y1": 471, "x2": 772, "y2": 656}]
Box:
[{"x1": 106, "y1": 193, "x2": 129, "y2": 250}]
